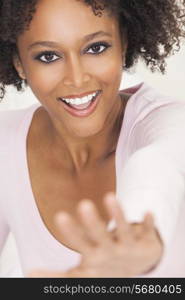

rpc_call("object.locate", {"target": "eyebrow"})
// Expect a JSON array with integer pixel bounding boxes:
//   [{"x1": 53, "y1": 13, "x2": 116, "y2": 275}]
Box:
[{"x1": 27, "y1": 31, "x2": 112, "y2": 50}]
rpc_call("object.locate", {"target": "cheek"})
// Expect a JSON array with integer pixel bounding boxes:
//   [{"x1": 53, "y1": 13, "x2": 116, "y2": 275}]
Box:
[
  {"x1": 26, "y1": 65, "x2": 60, "y2": 97},
  {"x1": 91, "y1": 57, "x2": 122, "y2": 86}
]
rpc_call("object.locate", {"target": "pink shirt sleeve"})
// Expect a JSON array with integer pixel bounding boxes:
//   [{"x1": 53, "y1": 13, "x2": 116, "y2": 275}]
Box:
[
  {"x1": 116, "y1": 94, "x2": 185, "y2": 276},
  {"x1": 120, "y1": 102, "x2": 185, "y2": 242},
  {"x1": 0, "y1": 110, "x2": 15, "y2": 255},
  {"x1": 0, "y1": 210, "x2": 10, "y2": 255}
]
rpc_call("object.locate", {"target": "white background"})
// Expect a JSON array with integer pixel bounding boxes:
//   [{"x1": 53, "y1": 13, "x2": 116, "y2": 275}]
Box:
[{"x1": 0, "y1": 43, "x2": 185, "y2": 277}]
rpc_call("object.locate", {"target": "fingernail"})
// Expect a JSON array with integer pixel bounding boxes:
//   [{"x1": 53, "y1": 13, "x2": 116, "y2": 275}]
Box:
[
  {"x1": 107, "y1": 219, "x2": 117, "y2": 232},
  {"x1": 104, "y1": 193, "x2": 117, "y2": 206},
  {"x1": 104, "y1": 191, "x2": 115, "y2": 200},
  {"x1": 55, "y1": 212, "x2": 69, "y2": 225},
  {"x1": 79, "y1": 200, "x2": 94, "y2": 211}
]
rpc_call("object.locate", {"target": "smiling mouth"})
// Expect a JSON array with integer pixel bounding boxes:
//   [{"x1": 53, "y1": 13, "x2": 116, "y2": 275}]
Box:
[
  {"x1": 57, "y1": 90, "x2": 101, "y2": 110},
  {"x1": 56, "y1": 89, "x2": 102, "y2": 117}
]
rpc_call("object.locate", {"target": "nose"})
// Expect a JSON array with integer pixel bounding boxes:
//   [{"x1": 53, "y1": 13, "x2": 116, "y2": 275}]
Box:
[{"x1": 63, "y1": 55, "x2": 90, "y2": 88}]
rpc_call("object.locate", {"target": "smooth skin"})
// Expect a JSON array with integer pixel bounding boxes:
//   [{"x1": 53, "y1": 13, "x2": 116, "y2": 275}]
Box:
[{"x1": 12, "y1": 0, "x2": 163, "y2": 277}]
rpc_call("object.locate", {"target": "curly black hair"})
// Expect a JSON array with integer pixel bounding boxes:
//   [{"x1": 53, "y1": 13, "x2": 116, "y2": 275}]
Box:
[{"x1": 0, "y1": 0, "x2": 185, "y2": 101}]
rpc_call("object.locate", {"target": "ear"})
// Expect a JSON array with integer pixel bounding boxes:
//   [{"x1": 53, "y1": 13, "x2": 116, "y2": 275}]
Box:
[{"x1": 13, "y1": 54, "x2": 26, "y2": 80}]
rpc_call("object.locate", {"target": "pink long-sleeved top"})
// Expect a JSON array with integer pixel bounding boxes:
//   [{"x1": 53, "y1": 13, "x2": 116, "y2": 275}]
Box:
[{"x1": 0, "y1": 82, "x2": 185, "y2": 277}]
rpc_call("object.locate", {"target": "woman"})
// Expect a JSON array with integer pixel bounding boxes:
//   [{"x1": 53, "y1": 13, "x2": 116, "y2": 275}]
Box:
[{"x1": 0, "y1": 0, "x2": 185, "y2": 277}]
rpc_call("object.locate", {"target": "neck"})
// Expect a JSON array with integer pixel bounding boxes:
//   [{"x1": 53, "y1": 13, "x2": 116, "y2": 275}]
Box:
[{"x1": 40, "y1": 94, "x2": 127, "y2": 175}]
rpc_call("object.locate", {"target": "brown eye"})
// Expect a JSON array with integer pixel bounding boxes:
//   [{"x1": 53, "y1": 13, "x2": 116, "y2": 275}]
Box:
[
  {"x1": 86, "y1": 42, "x2": 111, "y2": 55},
  {"x1": 91, "y1": 45, "x2": 102, "y2": 53},
  {"x1": 40, "y1": 53, "x2": 59, "y2": 62},
  {"x1": 35, "y1": 51, "x2": 60, "y2": 63},
  {"x1": 44, "y1": 54, "x2": 55, "y2": 61}
]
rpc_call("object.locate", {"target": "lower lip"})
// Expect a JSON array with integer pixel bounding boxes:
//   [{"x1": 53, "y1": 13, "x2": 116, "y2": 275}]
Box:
[{"x1": 58, "y1": 91, "x2": 101, "y2": 117}]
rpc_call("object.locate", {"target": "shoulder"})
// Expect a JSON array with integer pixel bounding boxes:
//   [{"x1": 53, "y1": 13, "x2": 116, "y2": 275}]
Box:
[
  {"x1": 0, "y1": 104, "x2": 40, "y2": 151},
  {"x1": 0, "y1": 104, "x2": 36, "y2": 128},
  {"x1": 120, "y1": 83, "x2": 185, "y2": 155},
  {"x1": 123, "y1": 82, "x2": 185, "y2": 122},
  {"x1": 0, "y1": 103, "x2": 40, "y2": 196}
]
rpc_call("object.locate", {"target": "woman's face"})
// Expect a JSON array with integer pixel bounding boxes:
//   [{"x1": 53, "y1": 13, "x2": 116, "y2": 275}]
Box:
[{"x1": 14, "y1": 0, "x2": 127, "y2": 138}]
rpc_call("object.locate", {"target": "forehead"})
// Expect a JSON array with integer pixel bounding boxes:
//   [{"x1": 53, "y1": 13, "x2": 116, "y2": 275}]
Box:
[{"x1": 18, "y1": 0, "x2": 120, "y2": 45}]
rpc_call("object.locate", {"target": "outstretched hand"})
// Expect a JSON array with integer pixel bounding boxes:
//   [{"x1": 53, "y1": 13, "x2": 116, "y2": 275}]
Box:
[{"x1": 29, "y1": 193, "x2": 163, "y2": 278}]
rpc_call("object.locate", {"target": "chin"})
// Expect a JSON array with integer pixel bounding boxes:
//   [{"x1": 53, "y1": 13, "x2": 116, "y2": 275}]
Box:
[{"x1": 71, "y1": 123, "x2": 104, "y2": 138}]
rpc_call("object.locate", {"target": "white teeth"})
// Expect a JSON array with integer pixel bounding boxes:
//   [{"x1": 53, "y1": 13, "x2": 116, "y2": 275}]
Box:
[
  {"x1": 70, "y1": 99, "x2": 76, "y2": 105},
  {"x1": 62, "y1": 91, "x2": 98, "y2": 105}
]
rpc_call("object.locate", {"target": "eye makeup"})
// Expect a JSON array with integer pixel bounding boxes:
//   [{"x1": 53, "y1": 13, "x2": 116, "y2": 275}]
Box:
[{"x1": 33, "y1": 41, "x2": 112, "y2": 64}]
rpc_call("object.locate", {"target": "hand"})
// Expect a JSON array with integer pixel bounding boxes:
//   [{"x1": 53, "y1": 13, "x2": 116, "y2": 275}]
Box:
[{"x1": 29, "y1": 193, "x2": 163, "y2": 278}]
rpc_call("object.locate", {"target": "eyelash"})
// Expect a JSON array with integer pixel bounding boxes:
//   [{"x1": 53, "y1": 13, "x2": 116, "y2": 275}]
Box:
[{"x1": 34, "y1": 41, "x2": 112, "y2": 64}]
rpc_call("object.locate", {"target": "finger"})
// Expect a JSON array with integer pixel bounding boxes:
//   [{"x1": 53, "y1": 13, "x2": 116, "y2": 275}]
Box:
[
  {"x1": 130, "y1": 223, "x2": 145, "y2": 239},
  {"x1": 103, "y1": 192, "x2": 130, "y2": 241},
  {"x1": 129, "y1": 213, "x2": 155, "y2": 240},
  {"x1": 77, "y1": 199, "x2": 111, "y2": 246},
  {"x1": 143, "y1": 213, "x2": 163, "y2": 245},
  {"x1": 143, "y1": 212, "x2": 155, "y2": 231},
  {"x1": 54, "y1": 212, "x2": 92, "y2": 254}
]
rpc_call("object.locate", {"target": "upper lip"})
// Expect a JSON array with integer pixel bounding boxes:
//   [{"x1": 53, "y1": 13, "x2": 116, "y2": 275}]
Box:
[{"x1": 61, "y1": 90, "x2": 100, "y2": 99}]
